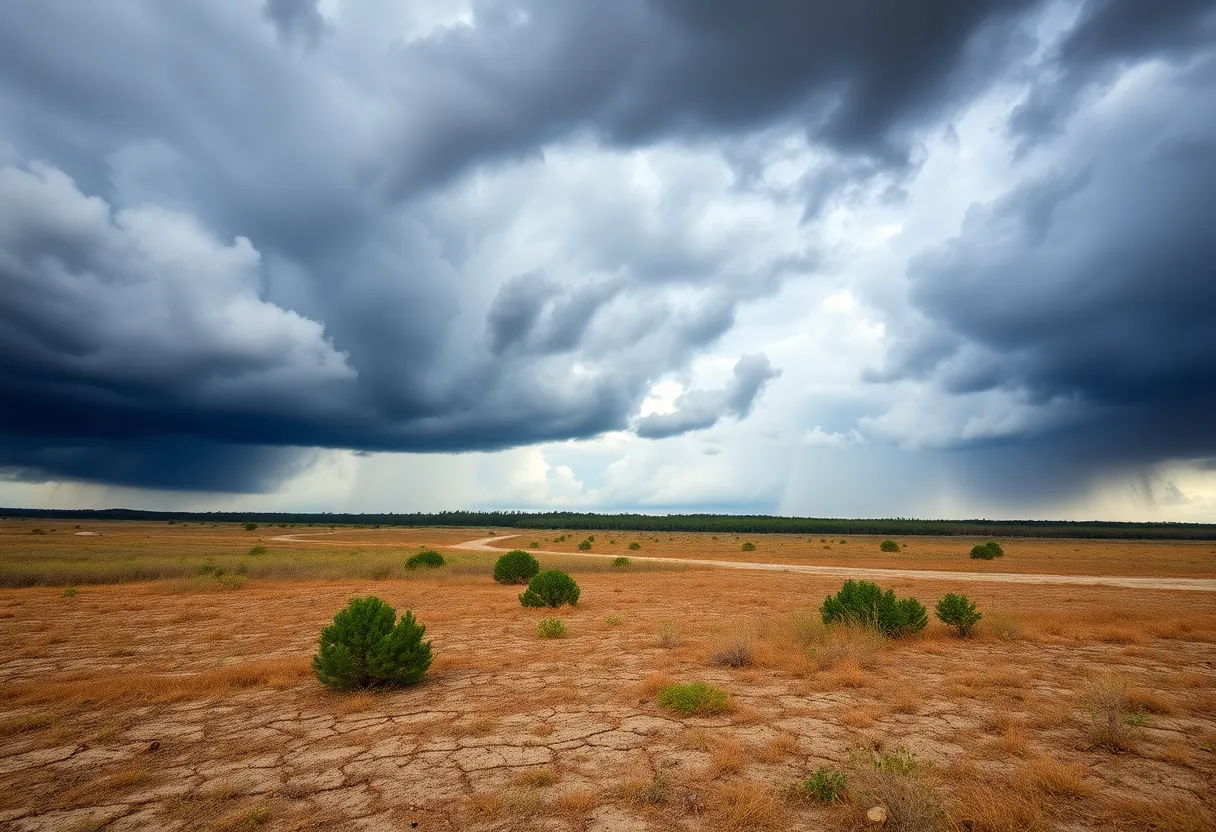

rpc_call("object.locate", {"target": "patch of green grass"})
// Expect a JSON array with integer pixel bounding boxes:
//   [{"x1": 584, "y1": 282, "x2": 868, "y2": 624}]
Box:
[
  {"x1": 787, "y1": 767, "x2": 847, "y2": 804},
  {"x1": 657, "y1": 681, "x2": 730, "y2": 716},
  {"x1": 537, "y1": 618, "x2": 567, "y2": 639}
]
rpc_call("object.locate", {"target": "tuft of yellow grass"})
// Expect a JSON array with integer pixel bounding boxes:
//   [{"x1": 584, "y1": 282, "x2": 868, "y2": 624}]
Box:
[{"x1": 708, "y1": 780, "x2": 785, "y2": 832}]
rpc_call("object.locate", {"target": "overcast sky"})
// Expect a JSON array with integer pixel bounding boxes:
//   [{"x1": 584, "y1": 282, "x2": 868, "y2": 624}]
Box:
[{"x1": 2, "y1": 0, "x2": 1214, "y2": 520}]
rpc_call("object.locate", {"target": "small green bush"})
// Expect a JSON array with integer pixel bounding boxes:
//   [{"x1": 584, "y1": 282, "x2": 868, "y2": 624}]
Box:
[
  {"x1": 313, "y1": 597, "x2": 432, "y2": 690},
  {"x1": 405, "y1": 549, "x2": 445, "y2": 570},
  {"x1": 493, "y1": 550, "x2": 540, "y2": 584},
  {"x1": 821, "y1": 579, "x2": 928, "y2": 638},
  {"x1": 658, "y1": 681, "x2": 730, "y2": 716},
  {"x1": 577, "y1": 539, "x2": 592, "y2": 551},
  {"x1": 612, "y1": 556, "x2": 631, "y2": 568},
  {"x1": 788, "y1": 767, "x2": 847, "y2": 804},
  {"x1": 628, "y1": 542, "x2": 641, "y2": 551},
  {"x1": 605, "y1": 616, "x2": 623, "y2": 626},
  {"x1": 248, "y1": 546, "x2": 267, "y2": 556},
  {"x1": 587, "y1": 535, "x2": 595, "y2": 542},
  {"x1": 537, "y1": 618, "x2": 567, "y2": 639},
  {"x1": 529, "y1": 541, "x2": 540, "y2": 548},
  {"x1": 935, "y1": 593, "x2": 981, "y2": 637},
  {"x1": 970, "y1": 541, "x2": 1004, "y2": 560},
  {"x1": 243, "y1": 522, "x2": 258, "y2": 531},
  {"x1": 520, "y1": 570, "x2": 581, "y2": 608},
  {"x1": 880, "y1": 540, "x2": 900, "y2": 553},
  {"x1": 840, "y1": 539, "x2": 848, "y2": 544},
  {"x1": 741, "y1": 541, "x2": 756, "y2": 552},
  {"x1": 62, "y1": 586, "x2": 79, "y2": 598}
]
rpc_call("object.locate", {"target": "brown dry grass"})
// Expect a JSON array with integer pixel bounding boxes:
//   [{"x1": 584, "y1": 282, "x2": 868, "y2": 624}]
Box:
[{"x1": 0, "y1": 522, "x2": 1214, "y2": 831}]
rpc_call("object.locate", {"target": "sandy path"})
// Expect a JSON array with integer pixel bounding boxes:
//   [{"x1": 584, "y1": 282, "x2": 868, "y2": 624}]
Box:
[{"x1": 270, "y1": 532, "x2": 1216, "y2": 592}]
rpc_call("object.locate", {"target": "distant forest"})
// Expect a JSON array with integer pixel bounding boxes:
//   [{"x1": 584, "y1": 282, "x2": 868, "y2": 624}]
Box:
[{"x1": 2, "y1": 508, "x2": 1215, "y2": 540}]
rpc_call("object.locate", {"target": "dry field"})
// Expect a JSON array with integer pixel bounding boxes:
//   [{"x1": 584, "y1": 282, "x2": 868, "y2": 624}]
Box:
[{"x1": 0, "y1": 522, "x2": 1214, "y2": 831}]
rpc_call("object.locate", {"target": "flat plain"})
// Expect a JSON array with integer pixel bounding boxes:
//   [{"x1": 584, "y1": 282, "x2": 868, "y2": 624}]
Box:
[{"x1": 1, "y1": 521, "x2": 1214, "y2": 831}]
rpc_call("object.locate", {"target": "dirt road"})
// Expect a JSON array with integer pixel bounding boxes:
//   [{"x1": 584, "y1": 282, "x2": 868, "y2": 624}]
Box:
[{"x1": 271, "y1": 532, "x2": 1216, "y2": 592}]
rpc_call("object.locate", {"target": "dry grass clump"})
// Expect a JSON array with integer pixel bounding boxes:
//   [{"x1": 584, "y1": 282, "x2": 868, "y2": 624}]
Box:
[
  {"x1": 2, "y1": 656, "x2": 312, "y2": 708},
  {"x1": 813, "y1": 623, "x2": 885, "y2": 671},
  {"x1": 846, "y1": 748, "x2": 948, "y2": 832},
  {"x1": 706, "y1": 737, "x2": 748, "y2": 777},
  {"x1": 1092, "y1": 793, "x2": 1215, "y2": 832},
  {"x1": 657, "y1": 620, "x2": 683, "y2": 648},
  {"x1": 1084, "y1": 674, "x2": 1141, "y2": 752},
  {"x1": 1017, "y1": 756, "x2": 1092, "y2": 798},
  {"x1": 950, "y1": 778, "x2": 1047, "y2": 832},
  {"x1": 708, "y1": 780, "x2": 785, "y2": 831},
  {"x1": 709, "y1": 630, "x2": 756, "y2": 668}
]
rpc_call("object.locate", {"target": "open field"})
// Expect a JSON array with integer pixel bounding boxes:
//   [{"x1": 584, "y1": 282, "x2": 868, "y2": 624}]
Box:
[{"x1": 0, "y1": 523, "x2": 1214, "y2": 830}]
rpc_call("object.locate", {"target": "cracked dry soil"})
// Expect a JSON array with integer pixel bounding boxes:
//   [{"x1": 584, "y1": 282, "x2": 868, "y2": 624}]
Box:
[{"x1": 1, "y1": 566, "x2": 1215, "y2": 831}]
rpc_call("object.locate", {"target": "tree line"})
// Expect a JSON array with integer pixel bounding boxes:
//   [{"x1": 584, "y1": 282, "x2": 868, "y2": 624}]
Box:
[{"x1": 3, "y1": 508, "x2": 1215, "y2": 540}]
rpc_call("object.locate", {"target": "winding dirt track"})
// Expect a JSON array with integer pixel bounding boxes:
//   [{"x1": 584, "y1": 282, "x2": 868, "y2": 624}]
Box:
[{"x1": 270, "y1": 532, "x2": 1216, "y2": 592}]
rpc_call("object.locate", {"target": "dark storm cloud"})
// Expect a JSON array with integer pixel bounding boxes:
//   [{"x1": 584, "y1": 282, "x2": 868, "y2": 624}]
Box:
[
  {"x1": 878, "y1": 49, "x2": 1216, "y2": 476},
  {"x1": 384, "y1": 0, "x2": 1040, "y2": 194},
  {"x1": 1010, "y1": 0, "x2": 1216, "y2": 141},
  {"x1": 636, "y1": 355, "x2": 781, "y2": 439},
  {"x1": 3, "y1": 0, "x2": 1200, "y2": 494}
]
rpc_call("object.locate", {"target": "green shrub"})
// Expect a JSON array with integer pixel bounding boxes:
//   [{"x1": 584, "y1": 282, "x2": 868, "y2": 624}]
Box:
[
  {"x1": 605, "y1": 616, "x2": 623, "y2": 626},
  {"x1": 820, "y1": 579, "x2": 928, "y2": 638},
  {"x1": 30, "y1": 528, "x2": 45, "y2": 535},
  {"x1": 405, "y1": 549, "x2": 445, "y2": 570},
  {"x1": 840, "y1": 539, "x2": 848, "y2": 544},
  {"x1": 880, "y1": 540, "x2": 900, "y2": 553},
  {"x1": 935, "y1": 593, "x2": 981, "y2": 637},
  {"x1": 612, "y1": 557, "x2": 631, "y2": 568},
  {"x1": 537, "y1": 618, "x2": 567, "y2": 639},
  {"x1": 788, "y1": 767, "x2": 847, "y2": 804},
  {"x1": 970, "y1": 541, "x2": 1004, "y2": 559},
  {"x1": 62, "y1": 586, "x2": 79, "y2": 598},
  {"x1": 243, "y1": 522, "x2": 258, "y2": 531},
  {"x1": 658, "y1": 681, "x2": 730, "y2": 716},
  {"x1": 628, "y1": 542, "x2": 641, "y2": 551},
  {"x1": 520, "y1": 570, "x2": 581, "y2": 608},
  {"x1": 312, "y1": 597, "x2": 432, "y2": 690},
  {"x1": 741, "y1": 541, "x2": 756, "y2": 552},
  {"x1": 529, "y1": 541, "x2": 540, "y2": 548},
  {"x1": 577, "y1": 539, "x2": 592, "y2": 551},
  {"x1": 248, "y1": 546, "x2": 267, "y2": 557},
  {"x1": 587, "y1": 535, "x2": 595, "y2": 542},
  {"x1": 493, "y1": 550, "x2": 540, "y2": 584}
]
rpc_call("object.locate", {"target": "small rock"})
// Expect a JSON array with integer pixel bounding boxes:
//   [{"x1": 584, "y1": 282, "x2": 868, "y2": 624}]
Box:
[
  {"x1": 147, "y1": 741, "x2": 161, "y2": 752},
  {"x1": 867, "y1": 805, "x2": 888, "y2": 824}
]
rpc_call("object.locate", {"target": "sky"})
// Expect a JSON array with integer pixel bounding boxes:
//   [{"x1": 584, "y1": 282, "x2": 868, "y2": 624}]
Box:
[{"x1": 1, "y1": 0, "x2": 1215, "y2": 520}]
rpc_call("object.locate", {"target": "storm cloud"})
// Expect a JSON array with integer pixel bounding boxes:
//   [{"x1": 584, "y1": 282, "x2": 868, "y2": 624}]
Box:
[{"x1": 0, "y1": 0, "x2": 1213, "y2": 509}]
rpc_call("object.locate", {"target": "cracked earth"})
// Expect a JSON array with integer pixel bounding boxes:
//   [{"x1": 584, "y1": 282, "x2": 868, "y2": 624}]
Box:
[{"x1": 1, "y1": 538, "x2": 1215, "y2": 831}]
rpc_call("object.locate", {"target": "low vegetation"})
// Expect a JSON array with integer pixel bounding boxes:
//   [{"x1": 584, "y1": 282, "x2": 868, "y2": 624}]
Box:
[
  {"x1": 821, "y1": 579, "x2": 928, "y2": 638},
  {"x1": 880, "y1": 539, "x2": 900, "y2": 552},
  {"x1": 970, "y1": 541, "x2": 1005, "y2": 560},
  {"x1": 612, "y1": 556, "x2": 630, "y2": 568},
  {"x1": 537, "y1": 618, "x2": 567, "y2": 639},
  {"x1": 786, "y1": 767, "x2": 847, "y2": 804},
  {"x1": 741, "y1": 541, "x2": 756, "y2": 552},
  {"x1": 519, "y1": 570, "x2": 581, "y2": 608},
  {"x1": 657, "y1": 681, "x2": 730, "y2": 716},
  {"x1": 312, "y1": 597, "x2": 433, "y2": 690},
  {"x1": 493, "y1": 550, "x2": 540, "y2": 584},
  {"x1": 935, "y1": 593, "x2": 981, "y2": 637},
  {"x1": 628, "y1": 541, "x2": 641, "y2": 550},
  {"x1": 848, "y1": 747, "x2": 946, "y2": 832},
  {"x1": 405, "y1": 549, "x2": 445, "y2": 570},
  {"x1": 1085, "y1": 675, "x2": 1141, "y2": 752}
]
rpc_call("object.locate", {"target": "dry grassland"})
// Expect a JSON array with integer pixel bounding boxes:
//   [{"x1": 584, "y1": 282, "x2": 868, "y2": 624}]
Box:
[{"x1": 0, "y1": 523, "x2": 1213, "y2": 831}]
